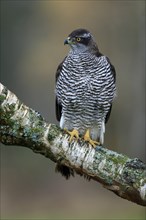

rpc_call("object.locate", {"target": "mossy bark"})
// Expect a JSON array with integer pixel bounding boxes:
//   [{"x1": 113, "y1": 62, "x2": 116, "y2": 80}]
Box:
[{"x1": 0, "y1": 83, "x2": 146, "y2": 206}]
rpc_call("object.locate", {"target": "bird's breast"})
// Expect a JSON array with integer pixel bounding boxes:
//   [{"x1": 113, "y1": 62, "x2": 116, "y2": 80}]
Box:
[{"x1": 56, "y1": 54, "x2": 107, "y2": 108}]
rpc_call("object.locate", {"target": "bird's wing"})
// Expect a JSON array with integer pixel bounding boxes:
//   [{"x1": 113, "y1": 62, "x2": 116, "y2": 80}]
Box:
[
  {"x1": 55, "y1": 57, "x2": 66, "y2": 121},
  {"x1": 96, "y1": 52, "x2": 116, "y2": 124},
  {"x1": 105, "y1": 57, "x2": 116, "y2": 123},
  {"x1": 106, "y1": 57, "x2": 116, "y2": 83}
]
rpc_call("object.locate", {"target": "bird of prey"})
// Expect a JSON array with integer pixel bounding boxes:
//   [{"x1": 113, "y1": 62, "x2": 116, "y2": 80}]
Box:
[{"x1": 55, "y1": 28, "x2": 116, "y2": 178}]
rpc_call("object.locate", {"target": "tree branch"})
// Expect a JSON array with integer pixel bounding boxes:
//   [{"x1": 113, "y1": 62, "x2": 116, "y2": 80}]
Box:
[{"x1": 0, "y1": 82, "x2": 146, "y2": 206}]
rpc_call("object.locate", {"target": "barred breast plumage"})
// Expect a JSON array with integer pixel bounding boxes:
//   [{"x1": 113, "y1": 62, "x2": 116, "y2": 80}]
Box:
[{"x1": 56, "y1": 28, "x2": 116, "y2": 146}]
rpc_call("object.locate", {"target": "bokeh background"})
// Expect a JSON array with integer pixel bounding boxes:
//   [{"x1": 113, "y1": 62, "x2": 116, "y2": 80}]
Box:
[{"x1": 0, "y1": 0, "x2": 145, "y2": 219}]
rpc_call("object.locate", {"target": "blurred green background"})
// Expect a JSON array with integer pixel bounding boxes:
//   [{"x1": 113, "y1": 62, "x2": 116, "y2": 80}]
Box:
[{"x1": 0, "y1": 0, "x2": 145, "y2": 219}]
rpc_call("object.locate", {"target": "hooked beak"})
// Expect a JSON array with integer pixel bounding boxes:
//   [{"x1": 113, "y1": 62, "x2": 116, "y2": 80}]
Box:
[{"x1": 64, "y1": 37, "x2": 72, "y2": 45}]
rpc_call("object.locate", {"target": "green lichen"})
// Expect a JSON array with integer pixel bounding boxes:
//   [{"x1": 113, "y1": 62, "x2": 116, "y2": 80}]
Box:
[
  {"x1": 107, "y1": 154, "x2": 129, "y2": 165},
  {"x1": 0, "y1": 98, "x2": 47, "y2": 147},
  {"x1": 29, "y1": 108, "x2": 45, "y2": 123},
  {"x1": 95, "y1": 147, "x2": 129, "y2": 168},
  {"x1": 48, "y1": 124, "x2": 62, "y2": 142},
  {"x1": 0, "y1": 87, "x2": 7, "y2": 104},
  {"x1": 93, "y1": 147, "x2": 130, "y2": 185},
  {"x1": 8, "y1": 103, "x2": 16, "y2": 111},
  {"x1": 0, "y1": 94, "x2": 5, "y2": 104},
  {"x1": 122, "y1": 159, "x2": 146, "y2": 188}
]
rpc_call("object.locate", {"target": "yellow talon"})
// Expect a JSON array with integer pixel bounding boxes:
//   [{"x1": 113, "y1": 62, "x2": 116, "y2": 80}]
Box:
[
  {"x1": 65, "y1": 129, "x2": 79, "y2": 142},
  {"x1": 84, "y1": 129, "x2": 100, "y2": 148}
]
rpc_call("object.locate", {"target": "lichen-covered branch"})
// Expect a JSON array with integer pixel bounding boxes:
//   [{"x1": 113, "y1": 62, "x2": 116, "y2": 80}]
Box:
[{"x1": 0, "y1": 82, "x2": 146, "y2": 206}]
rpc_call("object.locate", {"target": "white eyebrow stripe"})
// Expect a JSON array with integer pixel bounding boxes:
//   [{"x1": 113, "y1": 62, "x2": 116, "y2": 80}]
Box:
[{"x1": 80, "y1": 33, "x2": 91, "y2": 38}]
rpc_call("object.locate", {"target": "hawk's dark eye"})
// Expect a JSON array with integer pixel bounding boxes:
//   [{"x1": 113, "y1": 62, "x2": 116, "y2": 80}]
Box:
[{"x1": 76, "y1": 37, "x2": 81, "y2": 42}]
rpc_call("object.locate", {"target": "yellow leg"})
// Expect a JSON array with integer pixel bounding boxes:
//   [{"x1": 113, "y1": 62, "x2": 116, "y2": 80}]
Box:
[
  {"x1": 65, "y1": 129, "x2": 79, "y2": 142},
  {"x1": 84, "y1": 129, "x2": 100, "y2": 148}
]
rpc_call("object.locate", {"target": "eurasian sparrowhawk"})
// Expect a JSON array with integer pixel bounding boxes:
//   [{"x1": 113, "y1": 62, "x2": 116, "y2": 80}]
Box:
[{"x1": 55, "y1": 28, "x2": 116, "y2": 178}]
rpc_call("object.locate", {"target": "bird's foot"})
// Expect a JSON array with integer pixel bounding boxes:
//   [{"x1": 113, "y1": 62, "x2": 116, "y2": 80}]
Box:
[
  {"x1": 65, "y1": 129, "x2": 79, "y2": 142},
  {"x1": 84, "y1": 129, "x2": 100, "y2": 148}
]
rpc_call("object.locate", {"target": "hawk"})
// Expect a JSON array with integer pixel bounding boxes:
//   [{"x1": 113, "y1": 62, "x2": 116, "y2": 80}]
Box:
[{"x1": 55, "y1": 28, "x2": 116, "y2": 178}]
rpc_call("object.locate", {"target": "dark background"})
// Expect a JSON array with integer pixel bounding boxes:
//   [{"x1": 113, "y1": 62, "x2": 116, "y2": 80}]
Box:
[{"x1": 0, "y1": 0, "x2": 145, "y2": 219}]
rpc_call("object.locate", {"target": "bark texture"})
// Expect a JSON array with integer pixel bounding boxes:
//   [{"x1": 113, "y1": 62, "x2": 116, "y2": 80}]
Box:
[{"x1": 0, "y1": 83, "x2": 146, "y2": 206}]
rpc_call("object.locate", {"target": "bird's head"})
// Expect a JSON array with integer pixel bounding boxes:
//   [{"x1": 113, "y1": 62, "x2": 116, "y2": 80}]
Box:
[{"x1": 64, "y1": 28, "x2": 98, "y2": 53}]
